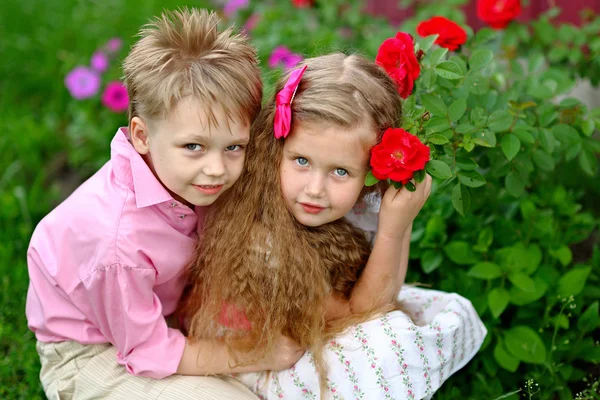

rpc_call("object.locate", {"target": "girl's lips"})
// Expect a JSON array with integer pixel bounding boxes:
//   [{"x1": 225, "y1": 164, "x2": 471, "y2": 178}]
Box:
[
  {"x1": 193, "y1": 184, "x2": 224, "y2": 195},
  {"x1": 300, "y1": 203, "x2": 325, "y2": 214}
]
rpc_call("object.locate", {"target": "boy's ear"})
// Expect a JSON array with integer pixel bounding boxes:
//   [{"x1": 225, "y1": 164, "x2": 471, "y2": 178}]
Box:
[{"x1": 130, "y1": 117, "x2": 150, "y2": 155}]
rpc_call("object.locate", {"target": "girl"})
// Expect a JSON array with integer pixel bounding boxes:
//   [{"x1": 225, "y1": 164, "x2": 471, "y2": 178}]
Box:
[{"x1": 179, "y1": 52, "x2": 486, "y2": 399}]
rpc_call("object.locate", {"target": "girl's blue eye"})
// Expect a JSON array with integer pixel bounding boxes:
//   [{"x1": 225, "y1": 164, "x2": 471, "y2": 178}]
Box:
[
  {"x1": 225, "y1": 145, "x2": 243, "y2": 151},
  {"x1": 185, "y1": 144, "x2": 203, "y2": 151},
  {"x1": 295, "y1": 157, "x2": 309, "y2": 166},
  {"x1": 334, "y1": 168, "x2": 348, "y2": 177}
]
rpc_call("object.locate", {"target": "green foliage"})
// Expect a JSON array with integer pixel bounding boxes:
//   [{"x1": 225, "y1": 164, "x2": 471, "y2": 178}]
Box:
[{"x1": 2, "y1": 0, "x2": 599, "y2": 398}]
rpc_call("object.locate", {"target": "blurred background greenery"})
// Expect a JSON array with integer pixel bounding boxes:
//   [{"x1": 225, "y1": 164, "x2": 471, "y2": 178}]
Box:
[{"x1": 1, "y1": 0, "x2": 599, "y2": 399}]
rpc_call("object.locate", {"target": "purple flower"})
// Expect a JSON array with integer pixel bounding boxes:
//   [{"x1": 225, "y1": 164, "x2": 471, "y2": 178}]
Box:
[
  {"x1": 105, "y1": 37, "x2": 123, "y2": 54},
  {"x1": 268, "y1": 46, "x2": 303, "y2": 69},
  {"x1": 242, "y1": 13, "x2": 260, "y2": 35},
  {"x1": 224, "y1": 0, "x2": 249, "y2": 17},
  {"x1": 91, "y1": 51, "x2": 109, "y2": 72},
  {"x1": 65, "y1": 66, "x2": 101, "y2": 99},
  {"x1": 102, "y1": 81, "x2": 129, "y2": 112}
]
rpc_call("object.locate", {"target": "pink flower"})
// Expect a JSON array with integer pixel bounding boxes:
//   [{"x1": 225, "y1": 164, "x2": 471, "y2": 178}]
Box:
[
  {"x1": 403, "y1": 363, "x2": 408, "y2": 368},
  {"x1": 91, "y1": 51, "x2": 108, "y2": 73},
  {"x1": 354, "y1": 385, "x2": 358, "y2": 390},
  {"x1": 102, "y1": 81, "x2": 129, "y2": 112},
  {"x1": 268, "y1": 46, "x2": 303, "y2": 69},
  {"x1": 224, "y1": 0, "x2": 249, "y2": 17},
  {"x1": 362, "y1": 339, "x2": 367, "y2": 343},
  {"x1": 106, "y1": 38, "x2": 123, "y2": 54},
  {"x1": 391, "y1": 340, "x2": 397, "y2": 345},
  {"x1": 424, "y1": 373, "x2": 428, "y2": 377},
  {"x1": 345, "y1": 360, "x2": 350, "y2": 365},
  {"x1": 65, "y1": 66, "x2": 100, "y2": 99},
  {"x1": 243, "y1": 13, "x2": 260, "y2": 33},
  {"x1": 332, "y1": 389, "x2": 336, "y2": 393}
]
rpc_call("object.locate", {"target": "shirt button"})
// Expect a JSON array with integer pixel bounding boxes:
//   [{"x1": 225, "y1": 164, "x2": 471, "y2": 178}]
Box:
[
  {"x1": 170, "y1": 202, "x2": 178, "y2": 208},
  {"x1": 179, "y1": 214, "x2": 186, "y2": 219}
]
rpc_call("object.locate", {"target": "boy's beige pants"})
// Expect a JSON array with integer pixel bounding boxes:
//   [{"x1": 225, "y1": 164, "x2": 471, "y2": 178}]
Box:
[{"x1": 36, "y1": 341, "x2": 259, "y2": 400}]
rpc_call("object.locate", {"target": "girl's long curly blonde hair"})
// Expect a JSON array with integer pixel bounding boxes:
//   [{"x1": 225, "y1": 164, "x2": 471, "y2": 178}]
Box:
[{"x1": 178, "y1": 52, "x2": 402, "y2": 383}]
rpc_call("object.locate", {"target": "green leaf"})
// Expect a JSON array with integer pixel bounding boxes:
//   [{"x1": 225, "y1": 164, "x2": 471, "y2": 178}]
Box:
[
  {"x1": 581, "y1": 119, "x2": 595, "y2": 137},
  {"x1": 434, "y1": 61, "x2": 464, "y2": 80},
  {"x1": 505, "y1": 172, "x2": 525, "y2": 197},
  {"x1": 549, "y1": 245, "x2": 572, "y2": 267},
  {"x1": 533, "y1": 150, "x2": 556, "y2": 171},
  {"x1": 468, "y1": 262, "x2": 503, "y2": 279},
  {"x1": 501, "y1": 134, "x2": 521, "y2": 161},
  {"x1": 565, "y1": 142, "x2": 582, "y2": 161},
  {"x1": 418, "y1": 34, "x2": 439, "y2": 52},
  {"x1": 365, "y1": 170, "x2": 379, "y2": 186},
  {"x1": 421, "y1": 94, "x2": 447, "y2": 117},
  {"x1": 429, "y1": 47, "x2": 448, "y2": 66},
  {"x1": 522, "y1": 244, "x2": 542, "y2": 275},
  {"x1": 458, "y1": 170, "x2": 486, "y2": 187},
  {"x1": 443, "y1": 241, "x2": 478, "y2": 265},
  {"x1": 425, "y1": 160, "x2": 452, "y2": 179},
  {"x1": 579, "y1": 149, "x2": 597, "y2": 176},
  {"x1": 508, "y1": 271, "x2": 536, "y2": 292},
  {"x1": 513, "y1": 129, "x2": 535, "y2": 145},
  {"x1": 451, "y1": 183, "x2": 470, "y2": 216},
  {"x1": 488, "y1": 288, "x2": 510, "y2": 318},
  {"x1": 428, "y1": 134, "x2": 450, "y2": 145},
  {"x1": 413, "y1": 169, "x2": 426, "y2": 183},
  {"x1": 421, "y1": 250, "x2": 443, "y2": 273},
  {"x1": 469, "y1": 48, "x2": 494, "y2": 71},
  {"x1": 494, "y1": 338, "x2": 520, "y2": 372},
  {"x1": 558, "y1": 267, "x2": 592, "y2": 297},
  {"x1": 510, "y1": 277, "x2": 548, "y2": 305},
  {"x1": 488, "y1": 110, "x2": 513, "y2": 132},
  {"x1": 539, "y1": 129, "x2": 556, "y2": 153},
  {"x1": 455, "y1": 157, "x2": 479, "y2": 170},
  {"x1": 448, "y1": 98, "x2": 467, "y2": 122},
  {"x1": 474, "y1": 227, "x2": 493, "y2": 252},
  {"x1": 425, "y1": 117, "x2": 451, "y2": 133},
  {"x1": 577, "y1": 301, "x2": 600, "y2": 332},
  {"x1": 504, "y1": 326, "x2": 547, "y2": 364},
  {"x1": 551, "y1": 124, "x2": 581, "y2": 146},
  {"x1": 473, "y1": 130, "x2": 497, "y2": 147},
  {"x1": 405, "y1": 182, "x2": 416, "y2": 191}
]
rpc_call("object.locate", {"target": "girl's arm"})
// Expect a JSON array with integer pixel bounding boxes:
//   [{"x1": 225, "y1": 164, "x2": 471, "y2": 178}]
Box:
[
  {"x1": 330, "y1": 174, "x2": 431, "y2": 319},
  {"x1": 347, "y1": 223, "x2": 412, "y2": 315}
]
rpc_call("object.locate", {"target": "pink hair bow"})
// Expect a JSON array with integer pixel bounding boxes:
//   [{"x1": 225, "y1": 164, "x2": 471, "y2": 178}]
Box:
[{"x1": 274, "y1": 65, "x2": 307, "y2": 139}]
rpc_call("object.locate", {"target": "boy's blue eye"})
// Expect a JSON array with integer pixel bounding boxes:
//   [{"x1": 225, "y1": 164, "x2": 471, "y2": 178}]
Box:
[
  {"x1": 225, "y1": 145, "x2": 243, "y2": 151},
  {"x1": 185, "y1": 144, "x2": 203, "y2": 151},
  {"x1": 334, "y1": 168, "x2": 348, "y2": 177},
  {"x1": 295, "y1": 157, "x2": 309, "y2": 166}
]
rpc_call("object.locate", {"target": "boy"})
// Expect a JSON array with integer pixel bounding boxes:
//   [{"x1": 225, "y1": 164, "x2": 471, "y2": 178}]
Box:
[{"x1": 26, "y1": 8, "x2": 301, "y2": 399}]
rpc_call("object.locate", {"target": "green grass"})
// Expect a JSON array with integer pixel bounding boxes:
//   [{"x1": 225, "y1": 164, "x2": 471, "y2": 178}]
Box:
[{"x1": 0, "y1": 1, "x2": 213, "y2": 397}]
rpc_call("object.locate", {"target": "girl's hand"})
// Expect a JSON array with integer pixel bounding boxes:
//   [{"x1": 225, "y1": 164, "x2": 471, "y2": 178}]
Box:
[{"x1": 377, "y1": 174, "x2": 432, "y2": 240}]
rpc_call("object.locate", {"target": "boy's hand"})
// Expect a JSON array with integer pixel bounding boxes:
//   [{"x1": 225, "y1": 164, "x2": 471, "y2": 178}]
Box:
[
  {"x1": 377, "y1": 173, "x2": 433, "y2": 240},
  {"x1": 258, "y1": 334, "x2": 305, "y2": 371}
]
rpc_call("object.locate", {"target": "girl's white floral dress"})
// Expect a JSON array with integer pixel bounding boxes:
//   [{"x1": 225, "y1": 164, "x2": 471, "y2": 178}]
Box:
[{"x1": 232, "y1": 194, "x2": 487, "y2": 400}]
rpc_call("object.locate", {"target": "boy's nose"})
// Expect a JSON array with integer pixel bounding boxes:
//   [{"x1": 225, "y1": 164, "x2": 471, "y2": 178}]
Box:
[{"x1": 203, "y1": 152, "x2": 226, "y2": 177}]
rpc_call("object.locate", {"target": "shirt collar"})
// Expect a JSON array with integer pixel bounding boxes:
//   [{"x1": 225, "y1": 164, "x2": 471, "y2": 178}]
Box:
[{"x1": 111, "y1": 127, "x2": 173, "y2": 208}]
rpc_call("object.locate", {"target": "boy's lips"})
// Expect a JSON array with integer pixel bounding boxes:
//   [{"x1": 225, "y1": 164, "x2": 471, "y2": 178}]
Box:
[
  {"x1": 300, "y1": 202, "x2": 326, "y2": 214},
  {"x1": 193, "y1": 184, "x2": 224, "y2": 195}
]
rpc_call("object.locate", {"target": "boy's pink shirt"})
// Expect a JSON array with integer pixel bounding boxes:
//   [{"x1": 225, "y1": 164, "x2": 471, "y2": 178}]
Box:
[{"x1": 26, "y1": 128, "x2": 204, "y2": 379}]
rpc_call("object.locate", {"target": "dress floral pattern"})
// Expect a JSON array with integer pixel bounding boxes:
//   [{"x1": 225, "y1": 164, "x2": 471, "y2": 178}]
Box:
[{"x1": 234, "y1": 287, "x2": 487, "y2": 400}]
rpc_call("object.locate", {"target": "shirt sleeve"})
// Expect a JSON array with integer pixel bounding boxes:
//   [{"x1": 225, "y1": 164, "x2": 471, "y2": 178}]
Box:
[{"x1": 81, "y1": 263, "x2": 186, "y2": 379}]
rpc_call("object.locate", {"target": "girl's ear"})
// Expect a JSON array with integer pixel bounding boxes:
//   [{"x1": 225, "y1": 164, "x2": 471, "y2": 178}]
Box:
[{"x1": 130, "y1": 117, "x2": 150, "y2": 155}]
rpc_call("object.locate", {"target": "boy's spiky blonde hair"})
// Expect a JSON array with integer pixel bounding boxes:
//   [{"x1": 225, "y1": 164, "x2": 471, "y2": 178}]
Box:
[{"x1": 123, "y1": 8, "x2": 262, "y2": 128}]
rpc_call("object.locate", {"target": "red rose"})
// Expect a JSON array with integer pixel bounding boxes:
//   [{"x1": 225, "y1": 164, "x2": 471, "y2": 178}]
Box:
[
  {"x1": 370, "y1": 128, "x2": 430, "y2": 184},
  {"x1": 477, "y1": 0, "x2": 521, "y2": 29},
  {"x1": 416, "y1": 16, "x2": 467, "y2": 51},
  {"x1": 376, "y1": 32, "x2": 420, "y2": 99},
  {"x1": 293, "y1": 0, "x2": 313, "y2": 8}
]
